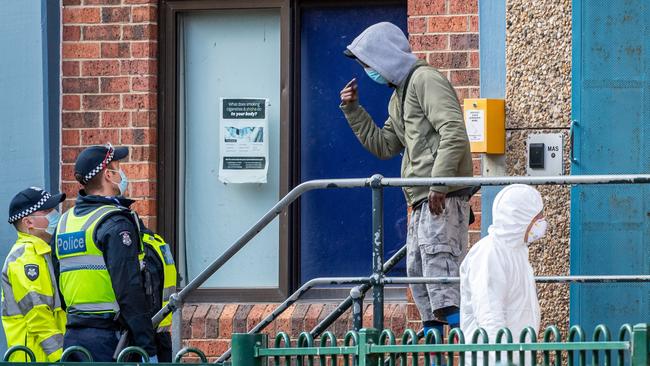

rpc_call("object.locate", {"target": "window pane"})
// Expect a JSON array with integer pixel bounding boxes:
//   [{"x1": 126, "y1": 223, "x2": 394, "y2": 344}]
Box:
[{"x1": 182, "y1": 10, "x2": 281, "y2": 288}]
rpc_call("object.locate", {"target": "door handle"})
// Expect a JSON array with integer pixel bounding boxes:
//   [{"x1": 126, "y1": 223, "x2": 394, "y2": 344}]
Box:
[{"x1": 570, "y1": 119, "x2": 580, "y2": 164}]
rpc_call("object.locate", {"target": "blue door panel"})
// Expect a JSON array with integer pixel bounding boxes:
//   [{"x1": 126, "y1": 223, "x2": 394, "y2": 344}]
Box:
[
  {"x1": 300, "y1": 5, "x2": 408, "y2": 283},
  {"x1": 571, "y1": 0, "x2": 649, "y2": 333}
]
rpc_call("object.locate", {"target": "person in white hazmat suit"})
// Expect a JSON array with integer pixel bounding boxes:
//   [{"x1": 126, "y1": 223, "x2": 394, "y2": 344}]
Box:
[{"x1": 460, "y1": 184, "x2": 547, "y2": 365}]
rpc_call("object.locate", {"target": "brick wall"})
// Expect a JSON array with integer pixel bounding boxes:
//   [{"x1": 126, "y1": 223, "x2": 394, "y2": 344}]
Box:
[
  {"x1": 181, "y1": 0, "x2": 480, "y2": 361},
  {"x1": 60, "y1": 0, "x2": 158, "y2": 228}
]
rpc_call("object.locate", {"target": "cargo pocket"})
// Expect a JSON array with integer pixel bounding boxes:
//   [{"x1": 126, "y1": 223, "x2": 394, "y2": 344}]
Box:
[{"x1": 416, "y1": 204, "x2": 463, "y2": 257}]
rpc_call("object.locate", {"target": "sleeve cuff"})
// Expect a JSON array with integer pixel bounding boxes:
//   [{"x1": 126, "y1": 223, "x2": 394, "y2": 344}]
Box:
[{"x1": 430, "y1": 185, "x2": 449, "y2": 194}]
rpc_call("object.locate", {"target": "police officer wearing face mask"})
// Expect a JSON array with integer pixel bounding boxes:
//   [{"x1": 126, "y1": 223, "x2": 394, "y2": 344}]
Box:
[
  {"x1": 2, "y1": 187, "x2": 67, "y2": 362},
  {"x1": 51, "y1": 143, "x2": 157, "y2": 362}
]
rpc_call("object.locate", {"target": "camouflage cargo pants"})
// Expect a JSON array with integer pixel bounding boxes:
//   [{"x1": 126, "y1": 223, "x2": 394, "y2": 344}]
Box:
[{"x1": 406, "y1": 196, "x2": 470, "y2": 322}]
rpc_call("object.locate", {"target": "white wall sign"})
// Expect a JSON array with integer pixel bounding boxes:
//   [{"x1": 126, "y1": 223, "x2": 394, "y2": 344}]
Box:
[
  {"x1": 218, "y1": 98, "x2": 269, "y2": 183},
  {"x1": 465, "y1": 109, "x2": 485, "y2": 142}
]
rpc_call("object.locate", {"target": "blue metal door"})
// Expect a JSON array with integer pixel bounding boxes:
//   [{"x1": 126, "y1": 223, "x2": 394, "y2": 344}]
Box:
[
  {"x1": 571, "y1": 0, "x2": 649, "y2": 330},
  {"x1": 299, "y1": 4, "x2": 407, "y2": 283}
]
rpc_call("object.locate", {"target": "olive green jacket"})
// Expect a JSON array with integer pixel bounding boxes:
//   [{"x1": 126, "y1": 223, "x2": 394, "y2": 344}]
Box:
[{"x1": 340, "y1": 60, "x2": 473, "y2": 206}]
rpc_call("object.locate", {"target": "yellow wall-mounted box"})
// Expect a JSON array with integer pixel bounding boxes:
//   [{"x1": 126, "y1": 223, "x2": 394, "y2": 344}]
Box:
[{"x1": 463, "y1": 98, "x2": 505, "y2": 154}]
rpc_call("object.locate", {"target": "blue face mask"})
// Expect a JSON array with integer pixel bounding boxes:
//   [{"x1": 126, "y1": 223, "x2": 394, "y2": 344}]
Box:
[
  {"x1": 108, "y1": 169, "x2": 129, "y2": 196},
  {"x1": 45, "y1": 210, "x2": 60, "y2": 235},
  {"x1": 364, "y1": 68, "x2": 389, "y2": 85}
]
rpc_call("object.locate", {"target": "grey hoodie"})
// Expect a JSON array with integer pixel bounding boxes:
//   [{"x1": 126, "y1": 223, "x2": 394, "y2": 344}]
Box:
[{"x1": 346, "y1": 22, "x2": 418, "y2": 85}]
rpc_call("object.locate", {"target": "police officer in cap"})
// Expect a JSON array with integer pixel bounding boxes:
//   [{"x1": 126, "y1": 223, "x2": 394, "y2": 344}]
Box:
[
  {"x1": 3, "y1": 187, "x2": 66, "y2": 362},
  {"x1": 52, "y1": 143, "x2": 157, "y2": 362}
]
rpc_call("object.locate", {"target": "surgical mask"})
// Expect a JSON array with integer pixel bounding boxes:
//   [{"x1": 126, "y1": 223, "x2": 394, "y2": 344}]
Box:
[
  {"x1": 108, "y1": 169, "x2": 129, "y2": 196},
  {"x1": 526, "y1": 218, "x2": 548, "y2": 244},
  {"x1": 45, "y1": 210, "x2": 60, "y2": 235},
  {"x1": 364, "y1": 68, "x2": 389, "y2": 85}
]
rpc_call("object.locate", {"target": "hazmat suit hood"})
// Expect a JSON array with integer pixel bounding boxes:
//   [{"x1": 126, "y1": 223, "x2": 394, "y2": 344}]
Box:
[
  {"x1": 346, "y1": 22, "x2": 418, "y2": 86},
  {"x1": 488, "y1": 184, "x2": 544, "y2": 248},
  {"x1": 460, "y1": 184, "x2": 543, "y2": 365}
]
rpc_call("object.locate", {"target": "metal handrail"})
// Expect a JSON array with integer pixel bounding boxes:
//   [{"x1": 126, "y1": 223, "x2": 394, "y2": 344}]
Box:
[{"x1": 151, "y1": 174, "x2": 650, "y2": 361}]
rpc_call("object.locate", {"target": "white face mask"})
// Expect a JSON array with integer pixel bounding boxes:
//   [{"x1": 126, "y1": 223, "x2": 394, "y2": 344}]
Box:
[{"x1": 526, "y1": 218, "x2": 548, "y2": 244}]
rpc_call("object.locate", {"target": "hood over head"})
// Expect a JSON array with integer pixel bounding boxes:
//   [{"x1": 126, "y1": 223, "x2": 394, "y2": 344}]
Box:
[
  {"x1": 346, "y1": 22, "x2": 418, "y2": 86},
  {"x1": 487, "y1": 184, "x2": 544, "y2": 248}
]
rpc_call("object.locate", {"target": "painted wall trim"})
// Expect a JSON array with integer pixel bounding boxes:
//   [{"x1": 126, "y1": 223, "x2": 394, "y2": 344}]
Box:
[{"x1": 42, "y1": 0, "x2": 60, "y2": 192}]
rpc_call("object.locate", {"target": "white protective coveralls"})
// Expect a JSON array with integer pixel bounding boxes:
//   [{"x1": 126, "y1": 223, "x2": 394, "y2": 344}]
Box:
[{"x1": 460, "y1": 184, "x2": 543, "y2": 365}]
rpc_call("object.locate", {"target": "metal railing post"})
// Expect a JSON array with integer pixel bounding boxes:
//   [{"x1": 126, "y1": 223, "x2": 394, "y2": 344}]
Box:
[
  {"x1": 631, "y1": 323, "x2": 648, "y2": 366},
  {"x1": 359, "y1": 328, "x2": 380, "y2": 366},
  {"x1": 351, "y1": 286, "x2": 364, "y2": 331},
  {"x1": 370, "y1": 174, "x2": 384, "y2": 331},
  {"x1": 232, "y1": 333, "x2": 267, "y2": 366}
]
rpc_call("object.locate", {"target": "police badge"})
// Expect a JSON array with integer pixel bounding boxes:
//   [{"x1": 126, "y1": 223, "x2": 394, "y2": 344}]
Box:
[
  {"x1": 120, "y1": 231, "x2": 132, "y2": 246},
  {"x1": 24, "y1": 264, "x2": 39, "y2": 281}
]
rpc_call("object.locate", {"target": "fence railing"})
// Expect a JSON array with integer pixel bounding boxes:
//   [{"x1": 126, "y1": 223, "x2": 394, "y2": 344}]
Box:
[{"x1": 232, "y1": 324, "x2": 649, "y2": 366}]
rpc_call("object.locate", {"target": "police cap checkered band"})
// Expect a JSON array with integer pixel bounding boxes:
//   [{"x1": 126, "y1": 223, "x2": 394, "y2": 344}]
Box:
[
  {"x1": 8, "y1": 188, "x2": 65, "y2": 224},
  {"x1": 74, "y1": 143, "x2": 128, "y2": 185}
]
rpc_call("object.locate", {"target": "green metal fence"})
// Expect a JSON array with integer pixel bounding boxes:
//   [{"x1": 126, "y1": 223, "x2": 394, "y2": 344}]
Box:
[
  {"x1": 231, "y1": 324, "x2": 649, "y2": 366},
  {"x1": 0, "y1": 345, "x2": 211, "y2": 365}
]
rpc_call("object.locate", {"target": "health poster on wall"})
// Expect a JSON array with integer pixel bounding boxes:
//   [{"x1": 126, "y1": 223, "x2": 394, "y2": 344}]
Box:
[{"x1": 218, "y1": 98, "x2": 269, "y2": 184}]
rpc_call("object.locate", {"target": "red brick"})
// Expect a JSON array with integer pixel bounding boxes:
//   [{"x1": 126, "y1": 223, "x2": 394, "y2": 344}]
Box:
[
  {"x1": 132, "y1": 6, "x2": 157, "y2": 23},
  {"x1": 82, "y1": 60, "x2": 120, "y2": 76},
  {"x1": 121, "y1": 162, "x2": 156, "y2": 180},
  {"x1": 63, "y1": 26, "x2": 81, "y2": 41},
  {"x1": 362, "y1": 304, "x2": 373, "y2": 328},
  {"x1": 129, "y1": 146, "x2": 156, "y2": 161},
  {"x1": 84, "y1": 0, "x2": 121, "y2": 4},
  {"x1": 124, "y1": 0, "x2": 157, "y2": 3},
  {"x1": 63, "y1": 0, "x2": 81, "y2": 5},
  {"x1": 62, "y1": 112, "x2": 100, "y2": 128},
  {"x1": 132, "y1": 110, "x2": 157, "y2": 127},
  {"x1": 62, "y1": 77, "x2": 99, "y2": 93},
  {"x1": 83, "y1": 25, "x2": 121, "y2": 41},
  {"x1": 469, "y1": 194, "x2": 481, "y2": 212},
  {"x1": 233, "y1": 305, "x2": 253, "y2": 333},
  {"x1": 260, "y1": 305, "x2": 277, "y2": 335},
  {"x1": 333, "y1": 308, "x2": 352, "y2": 338},
  {"x1": 61, "y1": 164, "x2": 76, "y2": 181},
  {"x1": 63, "y1": 43, "x2": 100, "y2": 59},
  {"x1": 275, "y1": 304, "x2": 294, "y2": 334},
  {"x1": 101, "y1": 7, "x2": 130, "y2": 23},
  {"x1": 428, "y1": 52, "x2": 468, "y2": 69},
  {"x1": 407, "y1": 17, "x2": 426, "y2": 34},
  {"x1": 123, "y1": 94, "x2": 156, "y2": 110},
  {"x1": 121, "y1": 59, "x2": 157, "y2": 75},
  {"x1": 128, "y1": 181, "x2": 155, "y2": 198},
  {"x1": 469, "y1": 51, "x2": 479, "y2": 68},
  {"x1": 62, "y1": 147, "x2": 85, "y2": 163},
  {"x1": 246, "y1": 304, "x2": 269, "y2": 332},
  {"x1": 100, "y1": 77, "x2": 130, "y2": 93},
  {"x1": 123, "y1": 24, "x2": 157, "y2": 40},
  {"x1": 182, "y1": 304, "x2": 197, "y2": 340},
  {"x1": 131, "y1": 42, "x2": 157, "y2": 58},
  {"x1": 101, "y1": 42, "x2": 130, "y2": 58},
  {"x1": 450, "y1": 34, "x2": 479, "y2": 50},
  {"x1": 121, "y1": 128, "x2": 156, "y2": 145},
  {"x1": 184, "y1": 340, "x2": 229, "y2": 358},
  {"x1": 449, "y1": 0, "x2": 478, "y2": 14},
  {"x1": 218, "y1": 305, "x2": 239, "y2": 339},
  {"x1": 450, "y1": 69, "x2": 479, "y2": 86},
  {"x1": 469, "y1": 87, "x2": 480, "y2": 98},
  {"x1": 62, "y1": 182, "x2": 81, "y2": 199},
  {"x1": 410, "y1": 34, "x2": 448, "y2": 52},
  {"x1": 130, "y1": 199, "x2": 156, "y2": 216},
  {"x1": 428, "y1": 16, "x2": 469, "y2": 33},
  {"x1": 132, "y1": 76, "x2": 157, "y2": 92},
  {"x1": 63, "y1": 7, "x2": 100, "y2": 24},
  {"x1": 81, "y1": 129, "x2": 119, "y2": 145},
  {"x1": 290, "y1": 303, "x2": 310, "y2": 336},
  {"x1": 455, "y1": 87, "x2": 470, "y2": 102},
  {"x1": 191, "y1": 304, "x2": 211, "y2": 339},
  {"x1": 83, "y1": 94, "x2": 120, "y2": 110},
  {"x1": 63, "y1": 95, "x2": 81, "y2": 111},
  {"x1": 303, "y1": 304, "x2": 323, "y2": 332},
  {"x1": 62, "y1": 129, "x2": 81, "y2": 146},
  {"x1": 206, "y1": 305, "x2": 225, "y2": 339},
  {"x1": 102, "y1": 111, "x2": 130, "y2": 127},
  {"x1": 63, "y1": 61, "x2": 80, "y2": 76},
  {"x1": 470, "y1": 15, "x2": 479, "y2": 32},
  {"x1": 469, "y1": 231, "x2": 481, "y2": 245},
  {"x1": 408, "y1": 0, "x2": 445, "y2": 16}
]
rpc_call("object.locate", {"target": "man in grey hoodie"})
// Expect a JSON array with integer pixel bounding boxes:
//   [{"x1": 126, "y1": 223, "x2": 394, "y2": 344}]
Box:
[{"x1": 339, "y1": 22, "x2": 473, "y2": 337}]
